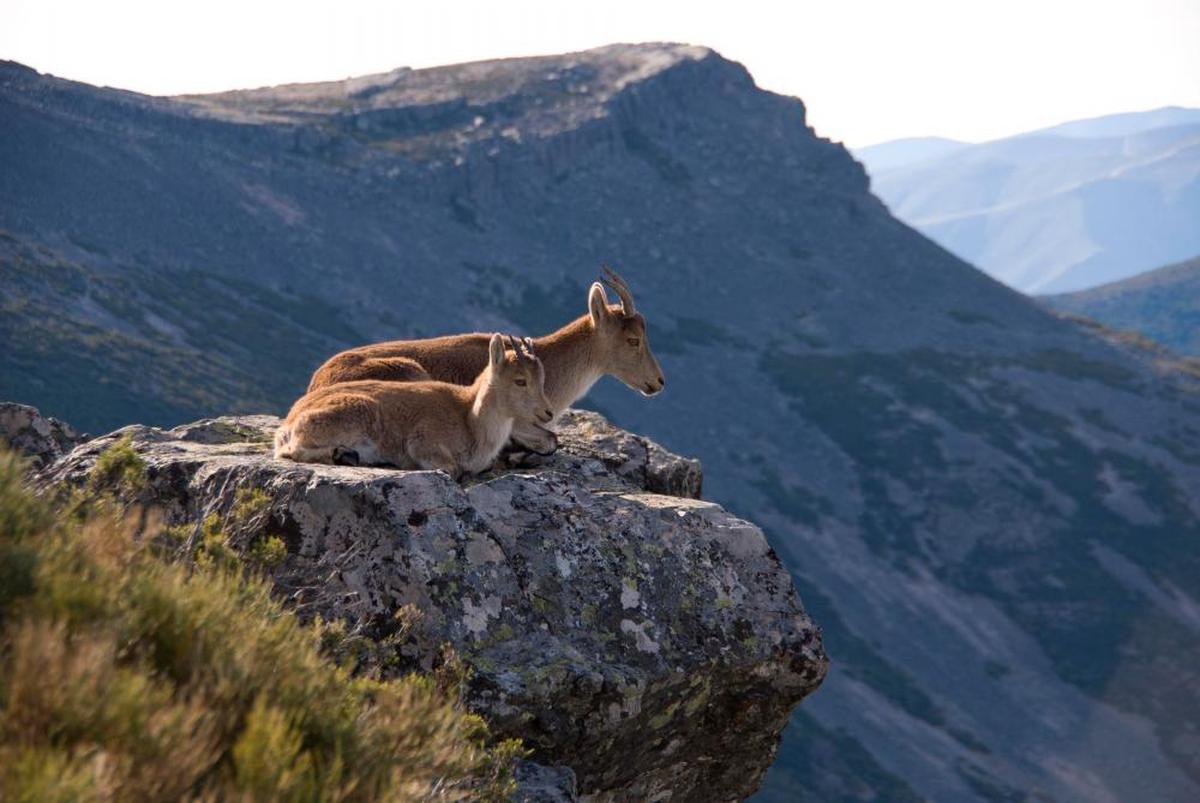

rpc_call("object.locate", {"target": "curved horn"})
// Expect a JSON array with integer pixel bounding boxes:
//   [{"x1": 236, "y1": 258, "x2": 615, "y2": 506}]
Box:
[
  {"x1": 600, "y1": 265, "x2": 636, "y2": 316},
  {"x1": 504, "y1": 333, "x2": 532, "y2": 364},
  {"x1": 506, "y1": 334, "x2": 528, "y2": 363}
]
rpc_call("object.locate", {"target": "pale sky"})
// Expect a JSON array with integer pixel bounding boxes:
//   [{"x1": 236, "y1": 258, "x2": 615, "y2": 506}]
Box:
[{"x1": 3, "y1": 0, "x2": 1198, "y2": 146}]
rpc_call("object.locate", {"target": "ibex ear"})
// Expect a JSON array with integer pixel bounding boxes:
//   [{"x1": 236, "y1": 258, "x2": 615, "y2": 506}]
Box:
[
  {"x1": 588, "y1": 282, "x2": 609, "y2": 327},
  {"x1": 488, "y1": 333, "x2": 505, "y2": 369}
]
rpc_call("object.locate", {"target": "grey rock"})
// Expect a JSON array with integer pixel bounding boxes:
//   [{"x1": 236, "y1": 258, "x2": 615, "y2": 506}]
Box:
[
  {"x1": 511, "y1": 760, "x2": 577, "y2": 802},
  {"x1": 546, "y1": 409, "x2": 702, "y2": 499},
  {"x1": 42, "y1": 410, "x2": 826, "y2": 802},
  {"x1": 0, "y1": 402, "x2": 86, "y2": 469}
]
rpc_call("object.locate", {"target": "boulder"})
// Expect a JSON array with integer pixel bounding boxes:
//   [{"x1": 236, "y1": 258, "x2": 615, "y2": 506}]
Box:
[
  {"x1": 0, "y1": 401, "x2": 86, "y2": 469},
  {"x1": 511, "y1": 760, "x2": 578, "y2": 802},
  {"x1": 41, "y1": 409, "x2": 826, "y2": 802}
]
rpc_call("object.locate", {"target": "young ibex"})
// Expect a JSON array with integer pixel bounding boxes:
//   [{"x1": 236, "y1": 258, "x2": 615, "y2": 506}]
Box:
[
  {"x1": 307, "y1": 268, "x2": 665, "y2": 452},
  {"x1": 275, "y1": 335, "x2": 554, "y2": 478}
]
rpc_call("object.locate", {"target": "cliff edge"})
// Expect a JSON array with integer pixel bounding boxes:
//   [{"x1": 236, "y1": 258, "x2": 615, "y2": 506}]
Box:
[{"x1": 9, "y1": 404, "x2": 827, "y2": 801}]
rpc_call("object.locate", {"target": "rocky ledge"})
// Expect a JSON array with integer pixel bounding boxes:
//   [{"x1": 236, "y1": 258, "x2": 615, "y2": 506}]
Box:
[
  {"x1": 0, "y1": 402, "x2": 86, "y2": 469},
  {"x1": 22, "y1": 407, "x2": 826, "y2": 802}
]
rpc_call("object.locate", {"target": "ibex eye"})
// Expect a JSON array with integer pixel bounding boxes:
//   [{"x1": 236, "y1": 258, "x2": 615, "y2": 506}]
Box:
[
  {"x1": 515, "y1": 379, "x2": 528, "y2": 387},
  {"x1": 627, "y1": 337, "x2": 640, "y2": 347}
]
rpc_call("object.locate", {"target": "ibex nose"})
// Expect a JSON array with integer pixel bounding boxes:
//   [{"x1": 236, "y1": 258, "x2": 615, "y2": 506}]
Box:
[{"x1": 658, "y1": 376, "x2": 665, "y2": 386}]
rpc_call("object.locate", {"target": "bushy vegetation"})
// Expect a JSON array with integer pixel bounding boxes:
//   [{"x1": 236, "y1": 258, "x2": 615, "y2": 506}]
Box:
[
  {"x1": 88, "y1": 434, "x2": 146, "y2": 495},
  {"x1": 0, "y1": 448, "x2": 521, "y2": 802}
]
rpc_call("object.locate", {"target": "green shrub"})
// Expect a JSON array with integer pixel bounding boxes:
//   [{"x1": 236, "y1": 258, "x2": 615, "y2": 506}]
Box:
[
  {"x1": 231, "y1": 486, "x2": 272, "y2": 525},
  {"x1": 0, "y1": 449, "x2": 521, "y2": 801},
  {"x1": 88, "y1": 435, "x2": 146, "y2": 495},
  {"x1": 249, "y1": 534, "x2": 288, "y2": 568}
]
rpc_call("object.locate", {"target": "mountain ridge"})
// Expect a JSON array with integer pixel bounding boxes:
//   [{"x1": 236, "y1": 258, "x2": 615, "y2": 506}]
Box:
[
  {"x1": 1032, "y1": 105, "x2": 1200, "y2": 139},
  {"x1": 855, "y1": 106, "x2": 1200, "y2": 173},
  {"x1": 853, "y1": 136, "x2": 968, "y2": 173},
  {"x1": 857, "y1": 107, "x2": 1200, "y2": 292}
]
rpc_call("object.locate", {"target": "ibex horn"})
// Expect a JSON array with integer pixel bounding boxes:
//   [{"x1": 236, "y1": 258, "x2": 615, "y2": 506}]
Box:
[
  {"x1": 600, "y1": 265, "x2": 636, "y2": 316},
  {"x1": 506, "y1": 335, "x2": 529, "y2": 363}
]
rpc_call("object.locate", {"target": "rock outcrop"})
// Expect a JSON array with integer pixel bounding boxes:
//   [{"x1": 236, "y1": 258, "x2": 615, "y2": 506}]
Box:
[
  {"x1": 39, "y1": 407, "x2": 826, "y2": 802},
  {"x1": 0, "y1": 401, "x2": 86, "y2": 469}
]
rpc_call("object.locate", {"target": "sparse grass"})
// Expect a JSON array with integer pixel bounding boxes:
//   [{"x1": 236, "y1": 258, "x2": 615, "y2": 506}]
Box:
[{"x1": 0, "y1": 449, "x2": 522, "y2": 802}]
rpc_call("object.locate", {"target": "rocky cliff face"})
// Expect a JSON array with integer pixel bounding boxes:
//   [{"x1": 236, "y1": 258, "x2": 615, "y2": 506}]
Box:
[
  {"x1": 31, "y1": 407, "x2": 826, "y2": 802},
  {"x1": 5, "y1": 44, "x2": 1200, "y2": 801}
]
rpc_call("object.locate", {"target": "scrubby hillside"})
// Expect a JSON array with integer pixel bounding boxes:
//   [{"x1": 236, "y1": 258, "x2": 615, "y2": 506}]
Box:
[
  {"x1": 4, "y1": 47, "x2": 1200, "y2": 800},
  {"x1": 1044, "y1": 255, "x2": 1200, "y2": 356}
]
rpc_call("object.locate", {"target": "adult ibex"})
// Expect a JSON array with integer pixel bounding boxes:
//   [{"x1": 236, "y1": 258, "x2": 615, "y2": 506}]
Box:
[
  {"x1": 307, "y1": 268, "x2": 665, "y2": 453},
  {"x1": 275, "y1": 335, "x2": 554, "y2": 479}
]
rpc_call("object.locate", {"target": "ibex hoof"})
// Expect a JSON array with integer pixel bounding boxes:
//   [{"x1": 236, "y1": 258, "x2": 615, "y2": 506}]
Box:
[{"x1": 332, "y1": 446, "x2": 361, "y2": 466}]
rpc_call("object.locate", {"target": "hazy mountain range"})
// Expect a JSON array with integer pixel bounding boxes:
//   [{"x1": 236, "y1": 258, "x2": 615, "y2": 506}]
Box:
[
  {"x1": 852, "y1": 136, "x2": 967, "y2": 173},
  {"x1": 4, "y1": 46, "x2": 1200, "y2": 801},
  {"x1": 856, "y1": 107, "x2": 1200, "y2": 294}
]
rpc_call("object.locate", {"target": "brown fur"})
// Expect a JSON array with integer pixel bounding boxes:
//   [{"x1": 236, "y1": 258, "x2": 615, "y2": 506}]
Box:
[
  {"x1": 311, "y1": 354, "x2": 432, "y2": 385},
  {"x1": 276, "y1": 335, "x2": 553, "y2": 478}
]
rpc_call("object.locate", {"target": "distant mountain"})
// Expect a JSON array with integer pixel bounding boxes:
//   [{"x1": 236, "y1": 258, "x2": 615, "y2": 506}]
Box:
[
  {"x1": 4, "y1": 49, "x2": 1200, "y2": 802},
  {"x1": 853, "y1": 136, "x2": 967, "y2": 173},
  {"x1": 860, "y1": 107, "x2": 1200, "y2": 294},
  {"x1": 1035, "y1": 106, "x2": 1200, "y2": 139},
  {"x1": 1044, "y1": 254, "x2": 1200, "y2": 355}
]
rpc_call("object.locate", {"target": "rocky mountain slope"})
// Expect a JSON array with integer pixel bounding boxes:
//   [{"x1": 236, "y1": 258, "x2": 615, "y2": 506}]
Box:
[
  {"x1": 4, "y1": 45, "x2": 1200, "y2": 800},
  {"x1": 857, "y1": 108, "x2": 1200, "y2": 293},
  {"x1": 25, "y1": 405, "x2": 826, "y2": 802},
  {"x1": 1044, "y1": 254, "x2": 1200, "y2": 356}
]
